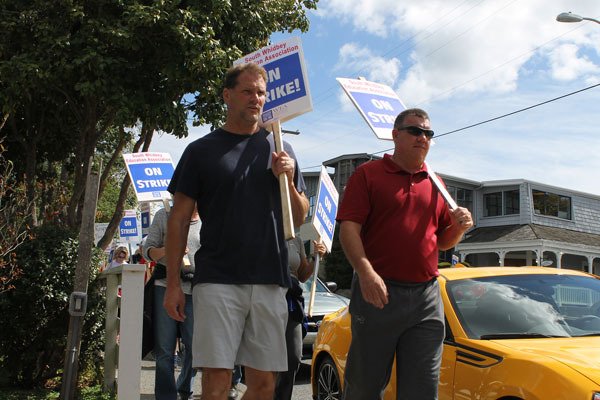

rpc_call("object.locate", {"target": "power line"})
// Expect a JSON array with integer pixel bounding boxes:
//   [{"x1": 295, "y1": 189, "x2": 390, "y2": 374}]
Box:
[
  {"x1": 288, "y1": 1, "x2": 493, "y2": 131},
  {"x1": 296, "y1": 22, "x2": 596, "y2": 161},
  {"x1": 435, "y1": 82, "x2": 600, "y2": 138},
  {"x1": 414, "y1": 23, "x2": 588, "y2": 106},
  {"x1": 292, "y1": 6, "x2": 592, "y2": 157},
  {"x1": 300, "y1": 81, "x2": 600, "y2": 170}
]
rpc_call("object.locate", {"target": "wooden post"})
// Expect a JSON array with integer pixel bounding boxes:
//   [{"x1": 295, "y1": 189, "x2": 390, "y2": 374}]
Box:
[
  {"x1": 60, "y1": 158, "x2": 100, "y2": 399},
  {"x1": 272, "y1": 120, "x2": 295, "y2": 240},
  {"x1": 425, "y1": 162, "x2": 458, "y2": 210},
  {"x1": 307, "y1": 250, "x2": 321, "y2": 318}
]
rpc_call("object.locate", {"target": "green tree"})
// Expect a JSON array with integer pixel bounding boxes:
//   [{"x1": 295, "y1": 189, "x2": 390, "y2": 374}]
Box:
[
  {"x1": 94, "y1": 125, "x2": 138, "y2": 225},
  {"x1": 0, "y1": 224, "x2": 105, "y2": 388},
  {"x1": 1, "y1": 0, "x2": 318, "y2": 236},
  {"x1": 0, "y1": 137, "x2": 32, "y2": 293},
  {"x1": 0, "y1": 0, "x2": 320, "y2": 389}
]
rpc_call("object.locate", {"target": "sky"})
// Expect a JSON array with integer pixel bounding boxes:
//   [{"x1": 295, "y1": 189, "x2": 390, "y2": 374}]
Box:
[{"x1": 150, "y1": 0, "x2": 600, "y2": 196}]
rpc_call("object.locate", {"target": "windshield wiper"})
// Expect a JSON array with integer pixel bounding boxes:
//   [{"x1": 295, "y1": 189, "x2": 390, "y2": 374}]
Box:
[{"x1": 480, "y1": 333, "x2": 568, "y2": 339}]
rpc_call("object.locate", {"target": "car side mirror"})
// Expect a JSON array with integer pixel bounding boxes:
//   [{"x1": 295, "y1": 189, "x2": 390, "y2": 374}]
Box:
[{"x1": 326, "y1": 282, "x2": 338, "y2": 292}]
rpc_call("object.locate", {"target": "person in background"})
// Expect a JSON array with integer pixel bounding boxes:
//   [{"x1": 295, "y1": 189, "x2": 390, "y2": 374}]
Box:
[
  {"x1": 144, "y1": 206, "x2": 201, "y2": 400},
  {"x1": 164, "y1": 62, "x2": 309, "y2": 400},
  {"x1": 107, "y1": 245, "x2": 129, "y2": 269},
  {"x1": 274, "y1": 237, "x2": 327, "y2": 400},
  {"x1": 337, "y1": 108, "x2": 473, "y2": 400},
  {"x1": 132, "y1": 239, "x2": 146, "y2": 264},
  {"x1": 134, "y1": 237, "x2": 156, "y2": 282}
]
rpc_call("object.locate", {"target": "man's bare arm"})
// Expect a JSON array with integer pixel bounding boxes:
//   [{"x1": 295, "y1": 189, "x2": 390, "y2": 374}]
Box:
[
  {"x1": 290, "y1": 188, "x2": 309, "y2": 229},
  {"x1": 164, "y1": 192, "x2": 195, "y2": 321}
]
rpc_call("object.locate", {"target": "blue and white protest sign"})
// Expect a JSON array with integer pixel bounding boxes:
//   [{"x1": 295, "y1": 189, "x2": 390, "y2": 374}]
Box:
[
  {"x1": 140, "y1": 202, "x2": 151, "y2": 238},
  {"x1": 336, "y1": 78, "x2": 407, "y2": 140},
  {"x1": 235, "y1": 36, "x2": 312, "y2": 125},
  {"x1": 119, "y1": 209, "x2": 138, "y2": 239},
  {"x1": 312, "y1": 166, "x2": 339, "y2": 252},
  {"x1": 123, "y1": 152, "x2": 175, "y2": 202}
]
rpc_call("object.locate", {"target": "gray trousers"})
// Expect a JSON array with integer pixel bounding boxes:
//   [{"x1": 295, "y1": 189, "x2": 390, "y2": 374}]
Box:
[{"x1": 343, "y1": 276, "x2": 444, "y2": 400}]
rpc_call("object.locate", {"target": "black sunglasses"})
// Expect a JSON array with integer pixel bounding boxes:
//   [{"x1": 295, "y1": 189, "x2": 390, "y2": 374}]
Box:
[{"x1": 397, "y1": 126, "x2": 434, "y2": 139}]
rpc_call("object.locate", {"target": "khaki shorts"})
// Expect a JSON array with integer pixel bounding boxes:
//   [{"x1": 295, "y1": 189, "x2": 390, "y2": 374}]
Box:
[{"x1": 192, "y1": 283, "x2": 288, "y2": 372}]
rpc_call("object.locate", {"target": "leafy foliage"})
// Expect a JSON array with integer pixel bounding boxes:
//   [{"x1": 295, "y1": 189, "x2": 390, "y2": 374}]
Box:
[
  {"x1": 0, "y1": 385, "x2": 114, "y2": 399},
  {"x1": 0, "y1": 0, "x2": 318, "y2": 234},
  {"x1": 94, "y1": 126, "x2": 138, "y2": 224},
  {"x1": 0, "y1": 224, "x2": 105, "y2": 388},
  {"x1": 0, "y1": 0, "x2": 320, "y2": 389},
  {"x1": 0, "y1": 137, "x2": 31, "y2": 293},
  {"x1": 0, "y1": 0, "x2": 319, "y2": 136}
]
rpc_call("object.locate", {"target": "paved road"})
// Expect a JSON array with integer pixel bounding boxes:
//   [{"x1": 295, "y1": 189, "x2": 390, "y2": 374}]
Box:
[{"x1": 140, "y1": 360, "x2": 313, "y2": 399}]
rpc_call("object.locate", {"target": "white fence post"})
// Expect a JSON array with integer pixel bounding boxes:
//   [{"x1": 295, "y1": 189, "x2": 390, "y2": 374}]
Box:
[
  {"x1": 100, "y1": 264, "x2": 146, "y2": 399},
  {"x1": 103, "y1": 273, "x2": 119, "y2": 393}
]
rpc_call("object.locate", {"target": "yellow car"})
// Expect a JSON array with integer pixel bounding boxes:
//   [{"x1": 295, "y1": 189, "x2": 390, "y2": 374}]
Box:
[{"x1": 312, "y1": 267, "x2": 600, "y2": 400}]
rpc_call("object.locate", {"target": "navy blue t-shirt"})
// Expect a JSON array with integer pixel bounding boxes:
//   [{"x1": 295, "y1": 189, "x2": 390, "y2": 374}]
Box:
[{"x1": 168, "y1": 127, "x2": 306, "y2": 287}]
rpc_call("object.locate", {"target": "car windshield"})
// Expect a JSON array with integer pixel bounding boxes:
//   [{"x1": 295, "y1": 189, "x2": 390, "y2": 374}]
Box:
[
  {"x1": 299, "y1": 276, "x2": 330, "y2": 295},
  {"x1": 447, "y1": 273, "x2": 600, "y2": 339}
]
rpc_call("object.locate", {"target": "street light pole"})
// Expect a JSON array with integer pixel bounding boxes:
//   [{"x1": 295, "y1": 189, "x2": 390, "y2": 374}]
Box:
[{"x1": 556, "y1": 12, "x2": 600, "y2": 25}]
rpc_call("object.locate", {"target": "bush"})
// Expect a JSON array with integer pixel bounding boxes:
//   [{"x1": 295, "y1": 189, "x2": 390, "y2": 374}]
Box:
[
  {"x1": 0, "y1": 223, "x2": 106, "y2": 389},
  {"x1": 0, "y1": 385, "x2": 114, "y2": 399}
]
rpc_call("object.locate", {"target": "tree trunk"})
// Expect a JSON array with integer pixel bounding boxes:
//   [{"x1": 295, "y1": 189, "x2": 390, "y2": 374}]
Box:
[
  {"x1": 97, "y1": 126, "x2": 129, "y2": 201},
  {"x1": 66, "y1": 122, "x2": 95, "y2": 229}
]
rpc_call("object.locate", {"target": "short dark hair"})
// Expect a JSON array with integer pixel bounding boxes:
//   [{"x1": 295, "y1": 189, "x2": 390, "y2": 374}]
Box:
[
  {"x1": 394, "y1": 108, "x2": 430, "y2": 129},
  {"x1": 223, "y1": 63, "x2": 268, "y2": 89}
]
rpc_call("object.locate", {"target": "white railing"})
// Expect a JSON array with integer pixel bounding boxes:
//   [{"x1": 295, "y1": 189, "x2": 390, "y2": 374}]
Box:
[
  {"x1": 100, "y1": 264, "x2": 146, "y2": 399},
  {"x1": 556, "y1": 285, "x2": 600, "y2": 306}
]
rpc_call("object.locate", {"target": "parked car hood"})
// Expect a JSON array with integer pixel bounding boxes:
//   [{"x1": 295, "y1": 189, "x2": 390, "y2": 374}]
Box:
[
  {"x1": 305, "y1": 292, "x2": 349, "y2": 315},
  {"x1": 491, "y1": 337, "x2": 600, "y2": 385}
]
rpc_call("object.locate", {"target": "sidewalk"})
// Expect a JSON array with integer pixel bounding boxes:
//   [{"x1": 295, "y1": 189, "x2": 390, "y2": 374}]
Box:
[{"x1": 139, "y1": 361, "x2": 247, "y2": 399}]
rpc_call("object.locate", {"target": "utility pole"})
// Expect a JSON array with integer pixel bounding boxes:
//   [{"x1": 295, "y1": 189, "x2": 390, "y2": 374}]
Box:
[{"x1": 60, "y1": 158, "x2": 100, "y2": 399}]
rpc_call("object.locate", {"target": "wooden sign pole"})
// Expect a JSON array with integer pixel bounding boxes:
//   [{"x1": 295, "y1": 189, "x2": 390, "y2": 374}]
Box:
[
  {"x1": 307, "y1": 239, "x2": 321, "y2": 317},
  {"x1": 425, "y1": 161, "x2": 458, "y2": 210},
  {"x1": 272, "y1": 120, "x2": 295, "y2": 240}
]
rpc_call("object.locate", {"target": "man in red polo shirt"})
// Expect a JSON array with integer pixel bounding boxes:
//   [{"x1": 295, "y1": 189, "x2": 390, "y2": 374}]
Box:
[{"x1": 337, "y1": 108, "x2": 473, "y2": 400}]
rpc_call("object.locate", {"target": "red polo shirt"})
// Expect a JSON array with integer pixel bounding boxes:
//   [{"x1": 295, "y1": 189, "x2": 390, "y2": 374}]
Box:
[{"x1": 336, "y1": 154, "x2": 452, "y2": 283}]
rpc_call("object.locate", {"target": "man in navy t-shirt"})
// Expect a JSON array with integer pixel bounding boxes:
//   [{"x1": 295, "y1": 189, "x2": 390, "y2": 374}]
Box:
[{"x1": 164, "y1": 62, "x2": 308, "y2": 400}]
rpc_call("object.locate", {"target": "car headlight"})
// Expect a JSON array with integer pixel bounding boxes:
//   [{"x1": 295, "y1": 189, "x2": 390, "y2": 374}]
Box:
[{"x1": 593, "y1": 393, "x2": 600, "y2": 400}]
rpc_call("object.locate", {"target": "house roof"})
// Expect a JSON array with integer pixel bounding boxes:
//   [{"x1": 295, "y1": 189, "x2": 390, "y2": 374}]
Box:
[
  {"x1": 462, "y1": 224, "x2": 600, "y2": 247},
  {"x1": 302, "y1": 171, "x2": 320, "y2": 177},
  {"x1": 322, "y1": 153, "x2": 381, "y2": 166}
]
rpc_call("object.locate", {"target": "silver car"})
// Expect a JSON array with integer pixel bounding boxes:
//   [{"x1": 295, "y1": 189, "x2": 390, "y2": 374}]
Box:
[{"x1": 299, "y1": 276, "x2": 349, "y2": 356}]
